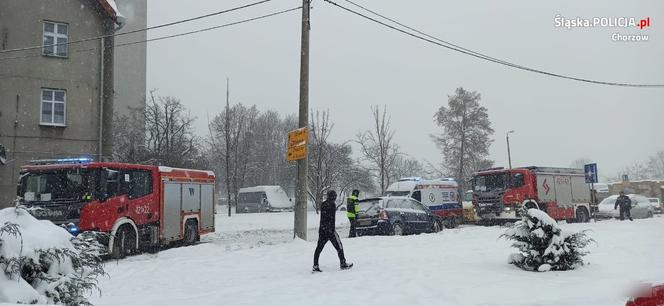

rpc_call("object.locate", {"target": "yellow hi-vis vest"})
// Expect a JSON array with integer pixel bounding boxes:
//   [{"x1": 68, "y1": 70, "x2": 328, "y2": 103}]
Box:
[{"x1": 347, "y1": 195, "x2": 360, "y2": 218}]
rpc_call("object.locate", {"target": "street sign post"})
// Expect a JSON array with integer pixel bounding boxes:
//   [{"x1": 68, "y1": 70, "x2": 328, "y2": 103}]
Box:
[
  {"x1": 584, "y1": 163, "x2": 598, "y2": 184},
  {"x1": 288, "y1": 127, "x2": 308, "y2": 148},
  {"x1": 287, "y1": 144, "x2": 307, "y2": 161},
  {"x1": 287, "y1": 127, "x2": 308, "y2": 162},
  {"x1": 584, "y1": 163, "x2": 598, "y2": 212}
]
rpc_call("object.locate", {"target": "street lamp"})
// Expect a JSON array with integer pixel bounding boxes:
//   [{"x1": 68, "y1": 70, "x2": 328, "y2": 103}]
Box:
[{"x1": 506, "y1": 130, "x2": 515, "y2": 169}]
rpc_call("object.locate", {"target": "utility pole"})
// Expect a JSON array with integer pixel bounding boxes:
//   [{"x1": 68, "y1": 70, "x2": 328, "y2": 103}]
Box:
[
  {"x1": 506, "y1": 130, "x2": 515, "y2": 170},
  {"x1": 294, "y1": 0, "x2": 311, "y2": 240},
  {"x1": 226, "y1": 78, "x2": 232, "y2": 217}
]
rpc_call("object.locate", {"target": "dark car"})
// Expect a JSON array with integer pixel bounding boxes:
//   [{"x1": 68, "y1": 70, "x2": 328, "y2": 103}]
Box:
[{"x1": 355, "y1": 196, "x2": 443, "y2": 236}]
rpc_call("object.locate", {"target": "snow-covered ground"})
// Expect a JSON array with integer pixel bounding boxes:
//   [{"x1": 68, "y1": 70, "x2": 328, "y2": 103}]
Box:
[{"x1": 91, "y1": 214, "x2": 664, "y2": 306}]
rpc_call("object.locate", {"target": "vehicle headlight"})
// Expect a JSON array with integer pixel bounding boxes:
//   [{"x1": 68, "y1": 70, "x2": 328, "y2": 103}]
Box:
[{"x1": 503, "y1": 207, "x2": 512, "y2": 212}]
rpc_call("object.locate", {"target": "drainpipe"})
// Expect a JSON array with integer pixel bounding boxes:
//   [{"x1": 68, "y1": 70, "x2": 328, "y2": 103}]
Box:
[
  {"x1": 98, "y1": 36, "x2": 104, "y2": 161},
  {"x1": 98, "y1": 14, "x2": 122, "y2": 162}
]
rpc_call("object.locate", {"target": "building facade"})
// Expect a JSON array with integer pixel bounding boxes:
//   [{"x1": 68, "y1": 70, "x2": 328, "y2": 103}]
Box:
[
  {"x1": 0, "y1": 0, "x2": 123, "y2": 207},
  {"x1": 113, "y1": 0, "x2": 147, "y2": 117}
]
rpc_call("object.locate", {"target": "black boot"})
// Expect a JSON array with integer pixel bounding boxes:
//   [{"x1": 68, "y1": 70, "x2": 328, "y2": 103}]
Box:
[
  {"x1": 340, "y1": 262, "x2": 353, "y2": 270},
  {"x1": 312, "y1": 265, "x2": 322, "y2": 272}
]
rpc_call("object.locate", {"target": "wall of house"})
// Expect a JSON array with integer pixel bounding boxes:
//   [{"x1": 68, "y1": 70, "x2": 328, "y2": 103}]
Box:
[
  {"x1": 113, "y1": 0, "x2": 147, "y2": 118},
  {"x1": 0, "y1": 0, "x2": 113, "y2": 207}
]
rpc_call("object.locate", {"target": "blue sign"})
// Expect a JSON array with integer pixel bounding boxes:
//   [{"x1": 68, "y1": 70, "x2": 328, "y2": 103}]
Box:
[{"x1": 584, "y1": 163, "x2": 598, "y2": 183}]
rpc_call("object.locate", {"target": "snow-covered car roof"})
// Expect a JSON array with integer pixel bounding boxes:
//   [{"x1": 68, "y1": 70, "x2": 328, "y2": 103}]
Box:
[{"x1": 239, "y1": 185, "x2": 286, "y2": 193}]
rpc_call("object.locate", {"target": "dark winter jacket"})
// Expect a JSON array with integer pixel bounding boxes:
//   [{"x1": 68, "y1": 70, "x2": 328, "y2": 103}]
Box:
[
  {"x1": 319, "y1": 198, "x2": 338, "y2": 233},
  {"x1": 615, "y1": 195, "x2": 632, "y2": 210}
]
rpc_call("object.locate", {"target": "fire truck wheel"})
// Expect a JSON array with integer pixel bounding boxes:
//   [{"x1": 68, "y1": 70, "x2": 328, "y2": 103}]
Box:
[
  {"x1": 524, "y1": 201, "x2": 538, "y2": 210},
  {"x1": 111, "y1": 226, "x2": 136, "y2": 259},
  {"x1": 575, "y1": 207, "x2": 590, "y2": 223},
  {"x1": 184, "y1": 221, "x2": 199, "y2": 245}
]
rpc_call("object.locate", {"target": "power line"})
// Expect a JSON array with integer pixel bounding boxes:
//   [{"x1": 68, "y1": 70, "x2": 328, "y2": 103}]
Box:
[
  {"x1": 0, "y1": 0, "x2": 274, "y2": 55},
  {"x1": 0, "y1": 7, "x2": 301, "y2": 62},
  {"x1": 323, "y1": 0, "x2": 664, "y2": 88},
  {"x1": 341, "y1": 0, "x2": 522, "y2": 69},
  {"x1": 117, "y1": 7, "x2": 301, "y2": 47}
]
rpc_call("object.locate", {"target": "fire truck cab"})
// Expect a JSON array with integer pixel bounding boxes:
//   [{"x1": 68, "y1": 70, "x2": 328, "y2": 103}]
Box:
[
  {"x1": 471, "y1": 166, "x2": 593, "y2": 223},
  {"x1": 16, "y1": 158, "x2": 216, "y2": 258}
]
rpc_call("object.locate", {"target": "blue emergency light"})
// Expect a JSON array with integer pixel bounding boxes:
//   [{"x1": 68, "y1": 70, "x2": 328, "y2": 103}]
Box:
[
  {"x1": 66, "y1": 224, "x2": 80, "y2": 236},
  {"x1": 30, "y1": 157, "x2": 93, "y2": 165},
  {"x1": 56, "y1": 157, "x2": 93, "y2": 164}
]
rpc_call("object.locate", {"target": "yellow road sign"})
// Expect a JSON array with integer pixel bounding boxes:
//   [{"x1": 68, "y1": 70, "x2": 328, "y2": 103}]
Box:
[
  {"x1": 287, "y1": 144, "x2": 307, "y2": 161},
  {"x1": 288, "y1": 127, "x2": 308, "y2": 148}
]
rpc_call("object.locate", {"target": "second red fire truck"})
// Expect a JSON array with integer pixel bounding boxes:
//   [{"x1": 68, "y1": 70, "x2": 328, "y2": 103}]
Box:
[
  {"x1": 17, "y1": 158, "x2": 216, "y2": 258},
  {"x1": 471, "y1": 166, "x2": 594, "y2": 223}
]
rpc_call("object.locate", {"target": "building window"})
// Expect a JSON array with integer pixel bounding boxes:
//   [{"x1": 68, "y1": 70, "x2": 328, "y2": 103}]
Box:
[
  {"x1": 42, "y1": 21, "x2": 68, "y2": 57},
  {"x1": 40, "y1": 89, "x2": 66, "y2": 126}
]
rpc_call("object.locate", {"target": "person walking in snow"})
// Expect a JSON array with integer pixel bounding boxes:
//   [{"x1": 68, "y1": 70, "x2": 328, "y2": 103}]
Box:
[
  {"x1": 346, "y1": 189, "x2": 360, "y2": 238},
  {"x1": 615, "y1": 191, "x2": 633, "y2": 221},
  {"x1": 313, "y1": 190, "x2": 353, "y2": 272}
]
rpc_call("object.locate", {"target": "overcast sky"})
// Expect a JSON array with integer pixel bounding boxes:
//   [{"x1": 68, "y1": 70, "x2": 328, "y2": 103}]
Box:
[{"x1": 144, "y1": 0, "x2": 664, "y2": 180}]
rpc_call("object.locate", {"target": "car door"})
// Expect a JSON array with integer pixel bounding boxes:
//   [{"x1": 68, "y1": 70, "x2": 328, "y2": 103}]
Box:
[
  {"x1": 634, "y1": 196, "x2": 649, "y2": 218},
  {"x1": 396, "y1": 199, "x2": 416, "y2": 232},
  {"x1": 409, "y1": 199, "x2": 430, "y2": 232}
]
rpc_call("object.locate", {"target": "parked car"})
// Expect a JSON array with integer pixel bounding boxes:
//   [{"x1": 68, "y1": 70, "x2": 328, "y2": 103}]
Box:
[
  {"x1": 385, "y1": 177, "x2": 463, "y2": 228},
  {"x1": 648, "y1": 198, "x2": 662, "y2": 214},
  {"x1": 355, "y1": 196, "x2": 443, "y2": 236},
  {"x1": 595, "y1": 194, "x2": 655, "y2": 219},
  {"x1": 236, "y1": 186, "x2": 293, "y2": 213}
]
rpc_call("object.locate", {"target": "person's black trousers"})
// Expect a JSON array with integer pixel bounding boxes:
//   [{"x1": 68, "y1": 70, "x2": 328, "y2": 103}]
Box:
[
  {"x1": 348, "y1": 217, "x2": 357, "y2": 238},
  {"x1": 313, "y1": 230, "x2": 346, "y2": 266},
  {"x1": 619, "y1": 205, "x2": 633, "y2": 221}
]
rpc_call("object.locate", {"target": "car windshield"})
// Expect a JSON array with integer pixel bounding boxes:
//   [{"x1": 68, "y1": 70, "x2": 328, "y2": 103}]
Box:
[
  {"x1": 474, "y1": 173, "x2": 507, "y2": 191},
  {"x1": 19, "y1": 168, "x2": 97, "y2": 203},
  {"x1": 649, "y1": 199, "x2": 658, "y2": 203},
  {"x1": 463, "y1": 191, "x2": 473, "y2": 201},
  {"x1": 599, "y1": 196, "x2": 617, "y2": 206},
  {"x1": 358, "y1": 199, "x2": 382, "y2": 213}
]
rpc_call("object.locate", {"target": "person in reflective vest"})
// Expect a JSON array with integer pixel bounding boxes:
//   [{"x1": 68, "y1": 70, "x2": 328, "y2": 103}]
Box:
[{"x1": 346, "y1": 189, "x2": 360, "y2": 238}]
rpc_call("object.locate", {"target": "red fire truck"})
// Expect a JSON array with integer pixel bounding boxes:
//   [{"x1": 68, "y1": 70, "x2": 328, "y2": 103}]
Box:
[
  {"x1": 17, "y1": 158, "x2": 216, "y2": 258},
  {"x1": 471, "y1": 166, "x2": 593, "y2": 223}
]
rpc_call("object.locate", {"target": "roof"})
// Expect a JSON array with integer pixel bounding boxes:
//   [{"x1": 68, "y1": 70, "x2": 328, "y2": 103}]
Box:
[{"x1": 97, "y1": 0, "x2": 124, "y2": 23}]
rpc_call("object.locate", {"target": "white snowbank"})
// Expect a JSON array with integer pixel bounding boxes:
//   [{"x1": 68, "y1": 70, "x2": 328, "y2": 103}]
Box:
[
  {"x1": 0, "y1": 208, "x2": 74, "y2": 261},
  {"x1": 0, "y1": 208, "x2": 77, "y2": 304}
]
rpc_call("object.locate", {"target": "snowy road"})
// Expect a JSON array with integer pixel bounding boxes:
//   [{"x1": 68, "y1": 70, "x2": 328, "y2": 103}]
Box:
[
  {"x1": 202, "y1": 210, "x2": 351, "y2": 251},
  {"x1": 92, "y1": 214, "x2": 664, "y2": 306}
]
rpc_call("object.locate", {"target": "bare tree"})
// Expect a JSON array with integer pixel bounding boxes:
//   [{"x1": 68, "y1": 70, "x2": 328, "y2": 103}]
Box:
[
  {"x1": 357, "y1": 105, "x2": 400, "y2": 194},
  {"x1": 389, "y1": 156, "x2": 425, "y2": 182},
  {"x1": 646, "y1": 150, "x2": 664, "y2": 179},
  {"x1": 111, "y1": 109, "x2": 145, "y2": 163},
  {"x1": 143, "y1": 93, "x2": 203, "y2": 168},
  {"x1": 612, "y1": 161, "x2": 651, "y2": 181},
  {"x1": 209, "y1": 103, "x2": 259, "y2": 207},
  {"x1": 337, "y1": 163, "x2": 375, "y2": 205},
  {"x1": 431, "y1": 87, "x2": 494, "y2": 191},
  {"x1": 112, "y1": 92, "x2": 203, "y2": 169},
  {"x1": 306, "y1": 110, "x2": 353, "y2": 212},
  {"x1": 570, "y1": 157, "x2": 593, "y2": 169}
]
